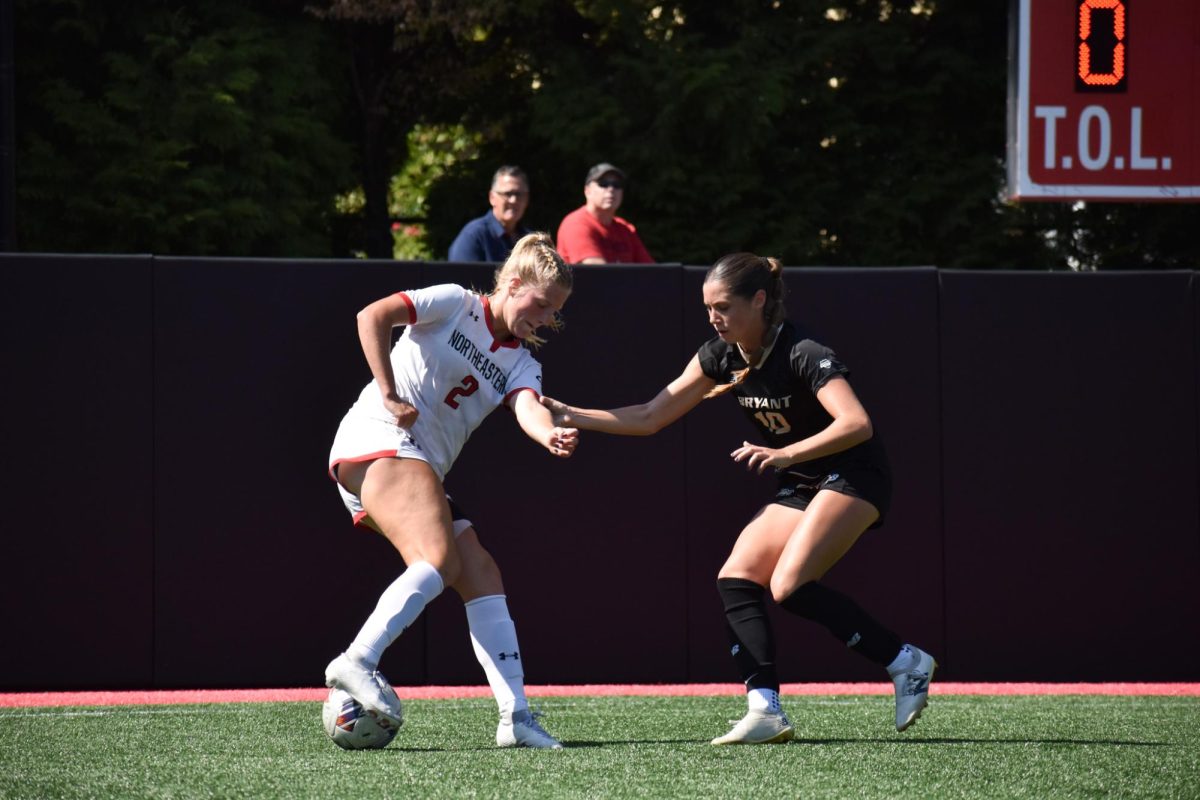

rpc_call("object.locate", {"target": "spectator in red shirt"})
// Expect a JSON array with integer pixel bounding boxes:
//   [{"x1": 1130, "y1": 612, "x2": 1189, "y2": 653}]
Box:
[{"x1": 556, "y1": 163, "x2": 653, "y2": 264}]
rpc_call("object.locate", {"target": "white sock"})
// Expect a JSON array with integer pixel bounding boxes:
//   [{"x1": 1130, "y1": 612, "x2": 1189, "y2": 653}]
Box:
[
  {"x1": 747, "y1": 687, "x2": 781, "y2": 713},
  {"x1": 886, "y1": 644, "x2": 918, "y2": 676},
  {"x1": 347, "y1": 561, "x2": 444, "y2": 671},
  {"x1": 465, "y1": 594, "x2": 528, "y2": 716}
]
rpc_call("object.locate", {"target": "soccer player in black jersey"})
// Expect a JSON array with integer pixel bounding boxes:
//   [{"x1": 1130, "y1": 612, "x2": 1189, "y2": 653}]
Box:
[{"x1": 541, "y1": 252, "x2": 936, "y2": 744}]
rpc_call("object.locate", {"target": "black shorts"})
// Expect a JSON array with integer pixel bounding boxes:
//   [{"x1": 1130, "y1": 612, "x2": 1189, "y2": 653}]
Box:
[{"x1": 771, "y1": 460, "x2": 893, "y2": 529}]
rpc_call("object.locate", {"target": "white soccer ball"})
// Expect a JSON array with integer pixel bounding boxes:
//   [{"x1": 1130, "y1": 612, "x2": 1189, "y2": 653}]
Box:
[{"x1": 321, "y1": 687, "x2": 401, "y2": 750}]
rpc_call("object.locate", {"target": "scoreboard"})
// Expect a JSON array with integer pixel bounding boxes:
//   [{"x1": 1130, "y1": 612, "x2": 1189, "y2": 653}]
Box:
[{"x1": 1007, "y1": 0, "x2": 1199, "y2": 201}]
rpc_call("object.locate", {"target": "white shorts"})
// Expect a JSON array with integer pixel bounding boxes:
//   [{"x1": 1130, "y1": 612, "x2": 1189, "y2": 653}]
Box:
[{"x1": 328, "y1": 412, "x2": 472, "y2": 535}]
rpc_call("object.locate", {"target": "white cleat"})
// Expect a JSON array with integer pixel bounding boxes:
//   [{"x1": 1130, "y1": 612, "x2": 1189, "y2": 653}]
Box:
[
  {"x1": 710, "y1": 709, "x2": 795, "y2": 745},
  {"x1": 324, "y1": 653, "x2": 404, "y2": 727},
  {"x1": 496, "y1": 709, "x2": 564, "y2": 750},
  {"x1": 890, "y1": 645, "x2": 937, "y2": 732}
]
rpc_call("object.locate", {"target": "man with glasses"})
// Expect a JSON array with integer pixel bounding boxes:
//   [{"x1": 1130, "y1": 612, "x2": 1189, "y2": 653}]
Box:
[
  {"x1": 556, "y1": 163, "x2": 654, "y2": 265},
  {"x1": 448, "y1": 166, "x2": 532, "y2": 262}
]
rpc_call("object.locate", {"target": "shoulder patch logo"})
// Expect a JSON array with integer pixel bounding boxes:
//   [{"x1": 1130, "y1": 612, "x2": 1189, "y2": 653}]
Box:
[{"x1": 819, "y1": 358, "x2": 832, "y2": 369}]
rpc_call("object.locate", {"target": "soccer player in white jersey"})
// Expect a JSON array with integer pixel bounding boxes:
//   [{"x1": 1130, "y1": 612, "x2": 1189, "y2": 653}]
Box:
[
  {"x1": 325, "y1": 232, "x2": 578, "y2": 749},
  {"x1": 541, "y1": 252, "x2": 936, "y2": 744}
]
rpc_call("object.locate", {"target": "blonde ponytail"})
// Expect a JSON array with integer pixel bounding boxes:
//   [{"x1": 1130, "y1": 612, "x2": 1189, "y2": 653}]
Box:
[{"x1": 491, "y1": 232, "x2": 573, "y2": 348}]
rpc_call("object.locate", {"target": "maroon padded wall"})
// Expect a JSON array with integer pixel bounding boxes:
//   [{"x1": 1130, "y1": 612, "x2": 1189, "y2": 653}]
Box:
[
  {"x1": 149, "y1": 257, "x2": 432, "y2": 687},
  {"x1": 939, "y1": 271, "x2": 1199, "y2": 680},
  {"x1": 0, "y1": 255, "x2": 155, "y2": 688},
  {"x1": 1, "y1": 257, "x2": 1196, "y2": 689}
]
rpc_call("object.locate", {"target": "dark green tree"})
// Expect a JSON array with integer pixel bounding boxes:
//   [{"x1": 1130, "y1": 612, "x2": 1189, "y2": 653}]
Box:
[
  {"x1": 13, "y1": 0, "x2": 1198, "y2": 266},
  {"x1": 308, "y1": 0, "x2": 527, "y2": 258},
  {"x1": 501, "y1": 0, "x2": 1058, "y2": 267},
  {"x1": 14, "y1": 0, "x2": 354, "y2": 256},
  {"x1": 423, "y1": 0, "x2": 1198, "y2": 269}
]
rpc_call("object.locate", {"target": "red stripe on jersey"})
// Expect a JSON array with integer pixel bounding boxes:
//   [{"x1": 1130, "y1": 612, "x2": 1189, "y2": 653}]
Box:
[
  {"x1": 395, "y1": 292, "x2": 417, "y2": 324},
  {"x1": 504, "y1": 386, "x2": 538, "y2": 406},
  {"x1": 482, "y1": 295, "x2": 520, "y2": 352}
]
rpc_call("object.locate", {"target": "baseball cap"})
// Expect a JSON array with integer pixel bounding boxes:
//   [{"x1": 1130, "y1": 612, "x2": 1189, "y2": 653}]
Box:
[{"x1": 585, "y1": 162, "x2": 626, "y2": 185}]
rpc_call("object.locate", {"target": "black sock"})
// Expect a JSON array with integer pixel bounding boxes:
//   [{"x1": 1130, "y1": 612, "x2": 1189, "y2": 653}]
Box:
[
  {"x1": 777, "y1": 581, "x2": 903, "y2": 667},
  {"x1": 717, "y1": 577, "x2": 779, "y2": 691}
]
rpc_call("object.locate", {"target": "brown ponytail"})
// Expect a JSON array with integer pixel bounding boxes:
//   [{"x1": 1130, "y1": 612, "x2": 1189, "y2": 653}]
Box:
[{"x1": 701, "y1": 253, "x2": 787, "y2": 399}]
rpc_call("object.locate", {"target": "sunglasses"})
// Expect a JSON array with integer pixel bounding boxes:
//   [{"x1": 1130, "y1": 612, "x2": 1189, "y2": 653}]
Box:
[
  {"x1": 493, "y1": 190, "x2": 528, "y2": 200},
  {"x1": 595, "y1": 179, "x2": 624, "y2": 190}
]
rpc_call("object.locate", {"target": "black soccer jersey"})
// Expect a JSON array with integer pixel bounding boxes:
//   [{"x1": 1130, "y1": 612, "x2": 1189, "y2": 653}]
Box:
[{"x1": 696, "y1": 321, "x2": 887, "y2": 473}]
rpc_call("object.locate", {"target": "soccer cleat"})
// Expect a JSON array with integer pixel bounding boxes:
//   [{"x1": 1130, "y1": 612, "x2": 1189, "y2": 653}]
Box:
[
  {"x1": 324, "y1": 652, "x2": 404, "y2": 727},
  {"x1": 496, "y1": 709, "x2": 564, "y2": 750},
  {"x1": 890, "y1": 645, "x2": 937, "y2": 732},
  {"x1": 710, "y1": 709, "x2": 795, "y2": 745}
]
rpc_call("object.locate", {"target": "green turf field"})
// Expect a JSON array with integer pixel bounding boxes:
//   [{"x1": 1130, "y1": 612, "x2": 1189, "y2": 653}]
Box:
[{"x1": 2, "y1": 694, "x2": 1198, "y2": 799}]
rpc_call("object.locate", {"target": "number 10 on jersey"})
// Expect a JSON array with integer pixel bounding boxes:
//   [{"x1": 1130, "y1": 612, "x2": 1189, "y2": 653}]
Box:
[{"x1": 755, "y1": 411, "x2": 791, "y2": 435}]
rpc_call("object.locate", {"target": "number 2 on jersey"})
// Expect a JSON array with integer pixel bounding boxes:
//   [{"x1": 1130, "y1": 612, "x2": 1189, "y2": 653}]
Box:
[
  {"x1": 754, "y1": 410, "x2": 791, "y2": 435},
  {"x1": 444, "y1": 375, "x2": 479, "y2": 409}
]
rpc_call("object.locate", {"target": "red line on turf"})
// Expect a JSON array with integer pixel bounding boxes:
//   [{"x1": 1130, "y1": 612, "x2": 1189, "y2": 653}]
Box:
[{"x1": 1, "y1": 682, "x2": 1198, "y2": 707}]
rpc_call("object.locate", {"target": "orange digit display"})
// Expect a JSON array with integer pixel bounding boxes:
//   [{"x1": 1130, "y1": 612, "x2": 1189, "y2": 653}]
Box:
[
  {"x1": 1008, "y1": 0, "x2": 1198, "y2": 200},
  {"x1": 1076, "y1": 0, "x2": 1127, "y2": 91}
]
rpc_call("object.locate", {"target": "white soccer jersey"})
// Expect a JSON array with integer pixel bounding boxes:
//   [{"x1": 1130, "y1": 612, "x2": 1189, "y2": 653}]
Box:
[{"x1": 333, "y1": 283, "x2": 543, "y2": 481}]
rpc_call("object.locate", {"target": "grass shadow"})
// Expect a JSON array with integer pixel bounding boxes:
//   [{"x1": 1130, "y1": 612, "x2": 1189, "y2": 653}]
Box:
[{"x1": 790, "y1": 737, "x2": 1172, "y2": 747}]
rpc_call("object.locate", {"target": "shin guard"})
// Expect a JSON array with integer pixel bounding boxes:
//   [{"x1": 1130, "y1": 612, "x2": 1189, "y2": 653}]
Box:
[
  {"x1": 778, "y1": 581, "x2": 902, "y2": 666},
  {"x1": 717, "y1": 578, "x2": 779, "y2": 692}
]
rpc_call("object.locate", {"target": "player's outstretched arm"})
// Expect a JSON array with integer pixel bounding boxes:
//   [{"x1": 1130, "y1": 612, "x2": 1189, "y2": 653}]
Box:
[
  {"x1": 540, "y1": 355, "x2": 716, "y2": 436},
  {"x1": 511, "y1": 389, "x2": 579, "y2": 458}
]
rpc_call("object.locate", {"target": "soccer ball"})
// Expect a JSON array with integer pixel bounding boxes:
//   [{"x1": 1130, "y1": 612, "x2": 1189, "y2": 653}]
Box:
[{"x1": 321, "y1": 687, "x2": 401, "y2": 750}]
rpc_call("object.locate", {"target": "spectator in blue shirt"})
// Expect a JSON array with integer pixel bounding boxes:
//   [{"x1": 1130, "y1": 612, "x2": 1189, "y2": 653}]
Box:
[{"x1": 448, "y1": 166, "x2": 532, "y2": 262}]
